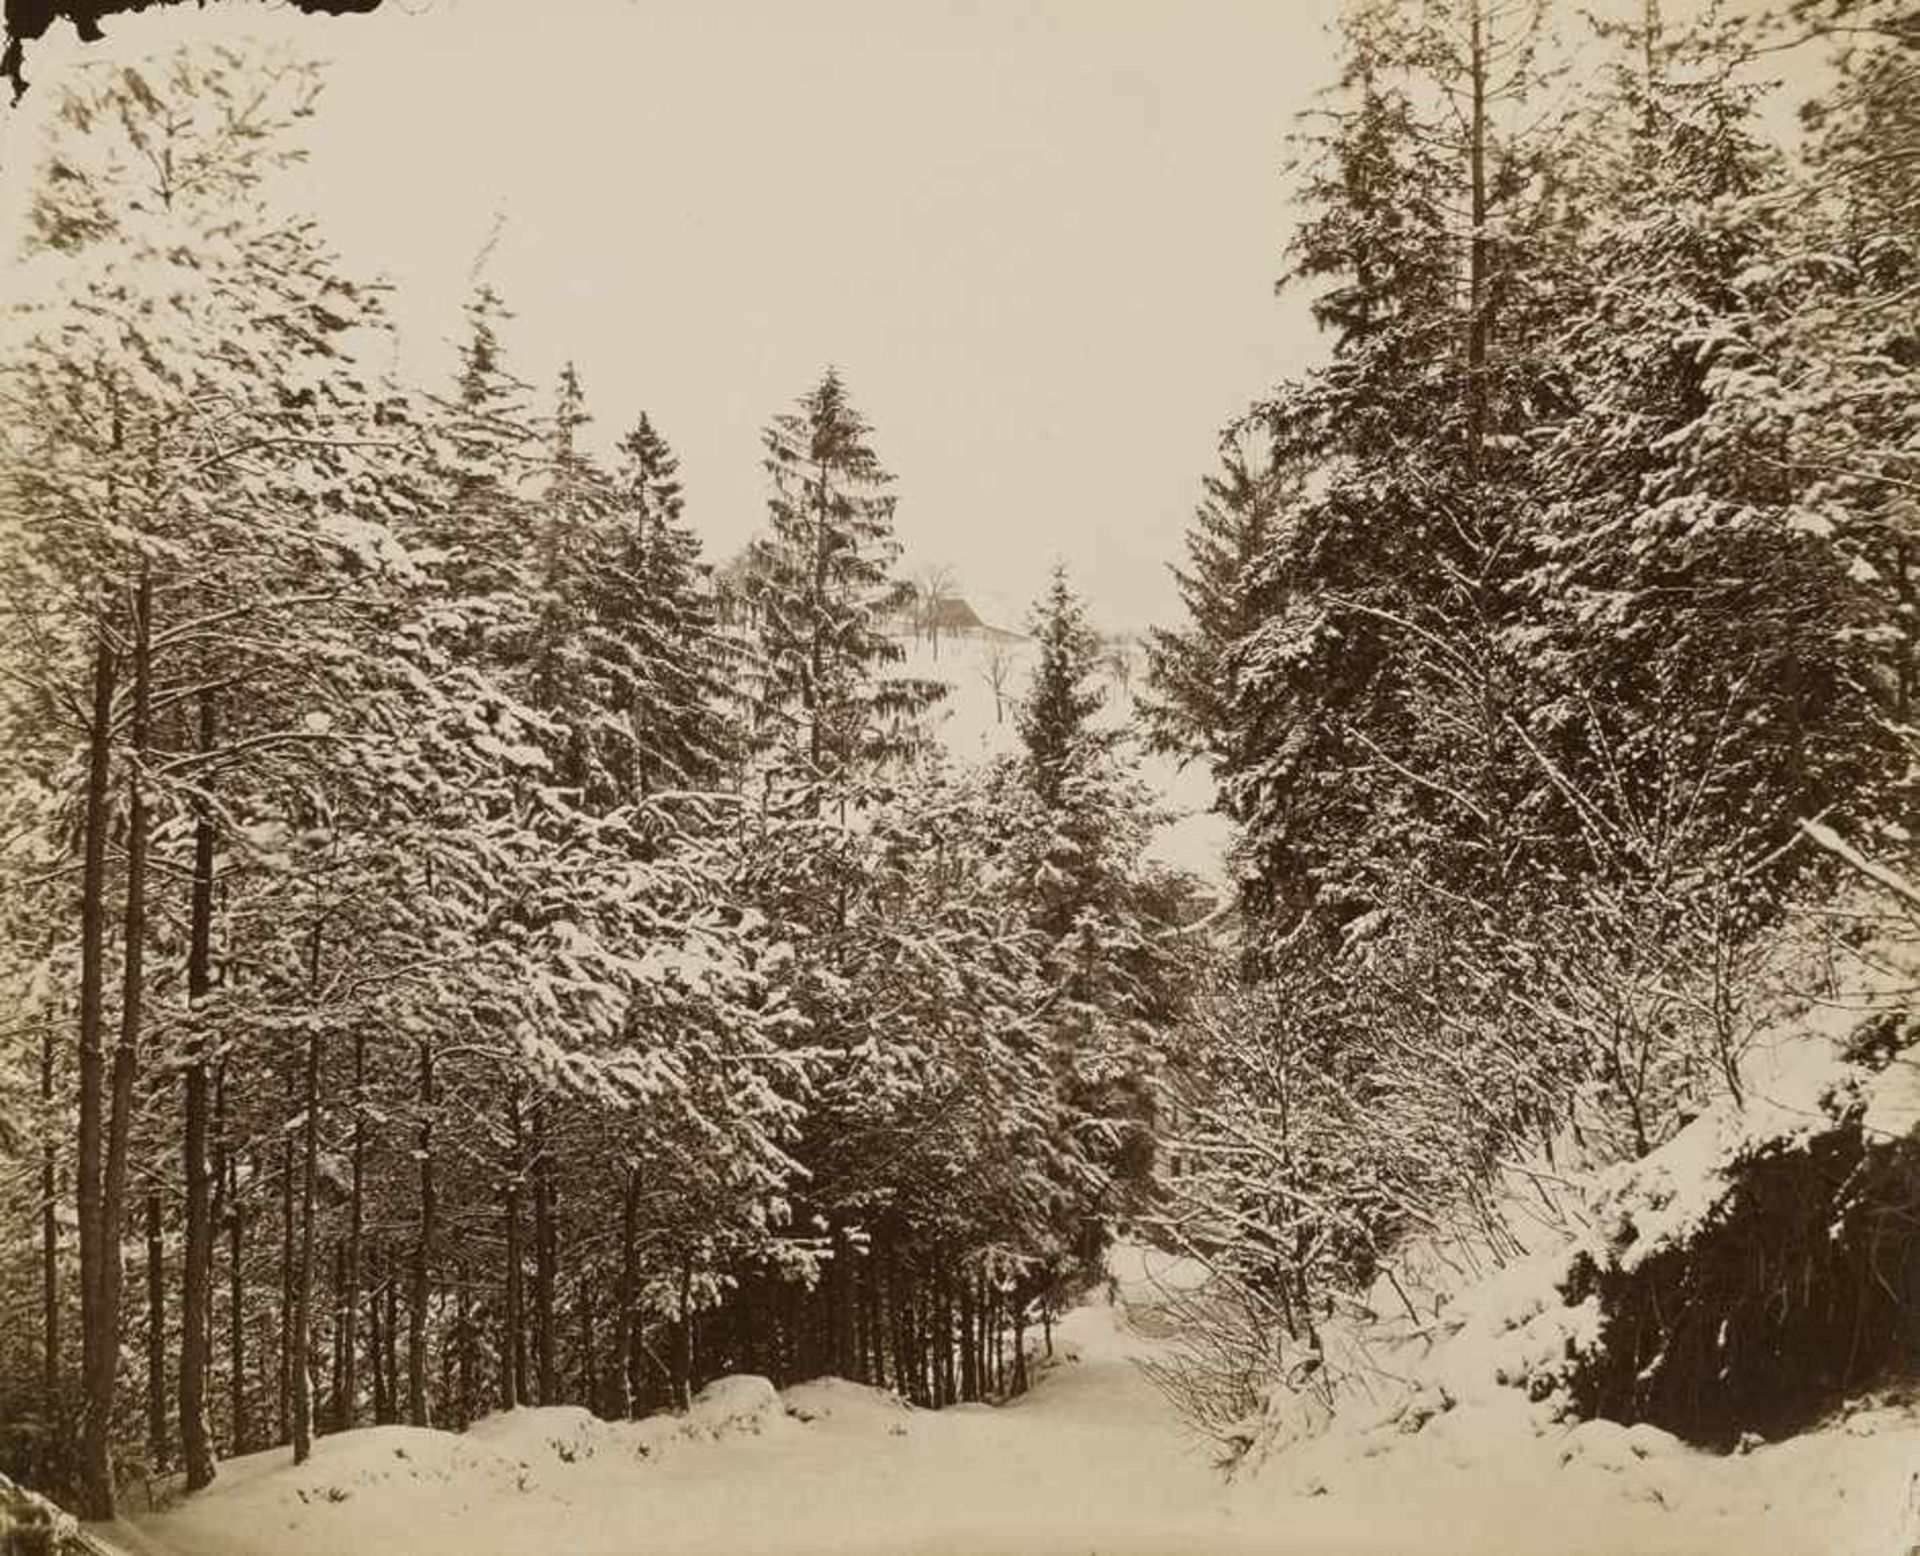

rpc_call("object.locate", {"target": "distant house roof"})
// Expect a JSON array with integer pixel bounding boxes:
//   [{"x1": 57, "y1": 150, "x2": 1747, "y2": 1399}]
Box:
[
  {"x1": 927, "y1": 596, "x2": 987, "y2": 631},
  {"x1": 922, "y1": 595, "x2": 1026, "y2": 640}
]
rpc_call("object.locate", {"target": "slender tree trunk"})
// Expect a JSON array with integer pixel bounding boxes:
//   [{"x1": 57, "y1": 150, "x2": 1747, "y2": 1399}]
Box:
[
  {"x1": 74, "y1": 594, "x2": 118, "y2": 1520},
  {"x1": 40, "y1": 1019, "x2": 59, "y2": 1433},
  {"x1": 455, "y1": 1260, "x2": 475, "y2": 1428},
  {"x1": 368, "y1": 1245, "x2": 391, "y2": 1425},
  {"x1": 408, "y1": 1041, "x2": 434, "y2": 1427},
  {"x1": 330, "y1": 1241, "x2": 347, "y2": 1429},
  {"x1": 227, "y1": 1181, "x2": 246, "y2": 1456},
  {"x1": 531, "y1": 1103, "x2": 556, "y2": 1405},
  {"x1": 437, "y1": 1288, "x2": 455, "y2": 1422},
  {"x1": 278, "y1": 1073, "x2": 295, "y2": 1445},
  {"x1": 865, "y1": 1250, "x2": 885, "y2": 1391},
  {"x1": 291, "y1": 1003, "x2": 321, "y2": 1463},
  {"x1": 337, "y1": 1027, "x2": 365, "y2": 1433},
  {"x1": 382, "y1": 1256, "x2": 400, "y2": 1417},
  {"x1": 145, "y1": 1188, "x2": 166, "y2": 1472},
  {"x1": 609, "y1": 1165, "x2": 638, "y2": 1420},
  {"x1": 180, "y1": 686, "x2": 218, "y2": 1488},
  {"x1": 577, "y1": 1276, "x2": 596, "y2": 1408},
  {"x1": 848, "y1": 1253, "x2": 866, "y2": 1386},
  {"x1": 989, "y1": 1292, "x2": 1002, "y2": 1396},
  {"x1": 958, "y1": 1268, "x2": 977, "y2": 1402},
  {"x1": 675, "y1": 1262, "x2": 694, "y2": 1411},
  {"x1": 80, "y1": 571, "x2": 152, "y2": 1518},
  {"x1": 938, "y1": 1258, "x2": 956, "y2": 1407},
  {"x1": 625, "y1": 1303, "x2": 646, "y2": 1420},
  {"x1": 503, "y1": 1095, "x2": 526, "y2": 1410}
]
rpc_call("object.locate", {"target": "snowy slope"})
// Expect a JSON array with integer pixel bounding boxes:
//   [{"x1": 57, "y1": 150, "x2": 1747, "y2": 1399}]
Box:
[{"x1": 1213, "y1": 920, "x2": 1920, "y2": 1556}]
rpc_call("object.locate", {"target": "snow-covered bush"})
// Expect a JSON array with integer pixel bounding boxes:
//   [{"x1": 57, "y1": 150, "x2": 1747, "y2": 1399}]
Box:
[{"x1": 1562, "y1": 975, "x2": 1920, "y2": 1445}]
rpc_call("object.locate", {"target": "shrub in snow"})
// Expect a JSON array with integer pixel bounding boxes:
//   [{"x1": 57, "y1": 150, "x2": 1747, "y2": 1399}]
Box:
[
  {"x1": 683, "y1": 1376, "x2": 787, "y2": 1439},
  {"x1": 1561, "y1": 1015, "x2": 1920, "y2": 1447}
]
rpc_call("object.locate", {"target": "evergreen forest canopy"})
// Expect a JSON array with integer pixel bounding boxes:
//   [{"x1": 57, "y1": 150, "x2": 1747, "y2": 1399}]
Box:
[
  {"x1": 0, "y1": 46, "x2": 1193, "y2": 1521},
  {"x1": 0, "y1": 0, "x2": 1915, "y2": 1531},
  {"x1": 1142, "y1": 0, "x2": 1920, "y2": 1451}
]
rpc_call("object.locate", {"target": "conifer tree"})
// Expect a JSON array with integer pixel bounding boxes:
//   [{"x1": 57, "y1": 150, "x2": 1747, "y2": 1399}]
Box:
[
  {"x1": 1142, "y1": 439, "x2": 1291, "y2": 896},
  {"x1": 745, "y1": 369, "x2": 942, "y2": 782},
  {"x1": 606, "y1": 413, "x2": 739, "y2": 795}
]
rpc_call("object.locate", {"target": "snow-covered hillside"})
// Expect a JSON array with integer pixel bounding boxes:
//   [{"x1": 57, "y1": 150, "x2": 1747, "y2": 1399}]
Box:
[{"x1": 894, "y1": 625, "x2": 1230, "y2": 885}]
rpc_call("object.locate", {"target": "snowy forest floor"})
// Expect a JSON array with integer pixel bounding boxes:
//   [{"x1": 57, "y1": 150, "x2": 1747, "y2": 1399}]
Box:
[{"x1": 106, "y1": 1244, "x2": 1920, "y2": 1556}]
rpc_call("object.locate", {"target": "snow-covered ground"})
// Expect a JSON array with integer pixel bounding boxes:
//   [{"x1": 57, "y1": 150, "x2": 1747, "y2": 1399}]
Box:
[
  {"x1": 116, "y1": 1252, "x2": 1233, "y2": 1556},
  {"x1": 112, "y1": 1241, "x2": 1920, "y2": 1556}
]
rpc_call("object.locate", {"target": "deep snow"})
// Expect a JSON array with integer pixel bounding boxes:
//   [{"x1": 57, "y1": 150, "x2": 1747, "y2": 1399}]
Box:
[{"x1": 114, "y1": 1242, "x2": 1920, "y2": 1556}]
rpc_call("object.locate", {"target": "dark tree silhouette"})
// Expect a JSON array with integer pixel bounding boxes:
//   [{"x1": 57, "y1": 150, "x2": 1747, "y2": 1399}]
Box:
[{"x1": 4, "y1": 0, "x2": 383, "y2": 100}]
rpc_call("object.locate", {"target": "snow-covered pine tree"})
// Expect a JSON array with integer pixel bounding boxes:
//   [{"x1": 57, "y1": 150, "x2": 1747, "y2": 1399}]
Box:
[
  {"x1": 604, "y1": 411, "x2": 741, "y2": 797},
  {"x1": 1142, "y1": 438, "x2": 1293, "y2": 925},
  {"x1": 1000, "y1": 568, "x2": 1185, "y2": 1267},
  {"x1": 1525, "y1": 9, "x2": 1897, "y2": 893},
  {"x1": 744, "y1": 369, "x2": 942, "y2": 784}
]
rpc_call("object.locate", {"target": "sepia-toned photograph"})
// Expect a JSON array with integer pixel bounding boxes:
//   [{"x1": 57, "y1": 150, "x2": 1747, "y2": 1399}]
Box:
[{"x1": 0, "y1": 1, "x2": 1915, "y2": 1551}]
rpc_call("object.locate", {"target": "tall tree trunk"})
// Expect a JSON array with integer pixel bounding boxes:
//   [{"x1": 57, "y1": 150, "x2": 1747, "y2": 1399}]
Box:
[
  {"x1": 279, "y1": 1071, "x2": 295, "y2": 1445},
  {"x1": 531, "y1": 1103, "x2": 556, "y2": 1405},
  {"x1": 382, "y1": 1255, "x2": 400, "y2": 1418},
  {"x1": 454, "y1": 1260, "x2": 475, "y2": 1429},
  {"x1": 368, "y1": 1245, "x2": 391, "y2": 1426},
  {"x1": 337, "y1": 1026, "x2": 365, "y2": 1433},
  {"x1": 74, "y1": 591, "x2": 118, "y2": 1519},
  {"x1": 330, "y1": 1241, "x2": 347, "y2": 1428},
  {"x1": 503, "y1": 1093, "x2": 526, "y2": 1410},
  {"x1": 145, "y1": 1188, "x2": 166, "y2": 1472},
  {"x1": 990, "y1": 1283, "x2": 1006, "y2": 1390},
  {"x1": 865, "y1": 1250, "x2": 885, "y2": 1391},
  {"x1": 408, "y1": 1040, "x2": 434, "y2": 1427},
  {"x1": 577, "y1": 1277, "x2": 596, "y2": 1409},
  {"x1": 81, "y1": 571, "x2": 152, "y2": 1519},
  {"x1": 180, "y1": 686, "x2": 218, "y2": 1489},
  {"x1": 674, "y1": 1261, "x2": 693, "y2": 1411},
  {"x1": 609, "y1": 1164, "x2": 638, "y2": 1421},
  {"x1": 958, "y1": 1267, "x2": 977, "y2": 1402},
  {"x1": 227, "y1": 1179, "x2": 246, "y2": 1456},
  {"x1": 40, "y1": 1019, "x2": 59, "y2": 1434},
  {"x1": 291, "y1": 1002, "x2": 321, "y2": 1463}
]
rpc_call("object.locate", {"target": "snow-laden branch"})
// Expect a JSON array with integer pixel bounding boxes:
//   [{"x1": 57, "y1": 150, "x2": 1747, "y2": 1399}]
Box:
[{"x1": 1797, "y1": 819, "x2": 1920, "y2": 913}]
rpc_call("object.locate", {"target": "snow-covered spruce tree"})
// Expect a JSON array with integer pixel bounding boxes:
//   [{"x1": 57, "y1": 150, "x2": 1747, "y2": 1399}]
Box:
[
  {"x1": 699, "y1": 383, "x2": 1147, "y2": 1408},
  {"x1": 998, "y1": 568, "x2": 1187, "y2": 1275},
  {"x1": 1142, "y1": 437, "x2": 1293, "y2": 929},
  {"x1": 603, "y1": 411, "x2": 741, "y2": 796},
  {"x1": 412, "y1": 282, "x2": 544, "y2": 680},
  {"x1": 1141, "y1": 0, "x2": 1585, "y2": 1306},
  {"x1": 1206, "y1": 0, "x2": 1578, "y2": 957},
  {"x1": 743, "y1": 368, "x2": 943, "y2": 783},
  {"x1": 1525, "y1": 13, "x2": 1896, "y2": 891}
]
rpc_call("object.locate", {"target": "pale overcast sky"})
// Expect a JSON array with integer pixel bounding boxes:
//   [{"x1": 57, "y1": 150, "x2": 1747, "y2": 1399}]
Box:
[
  {"x1": 3, "y1": 0, "x2": 1795, "y2": 632},
  {"x1": 1, "y1": 0, "x2": 1348, "y2": 631}
]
